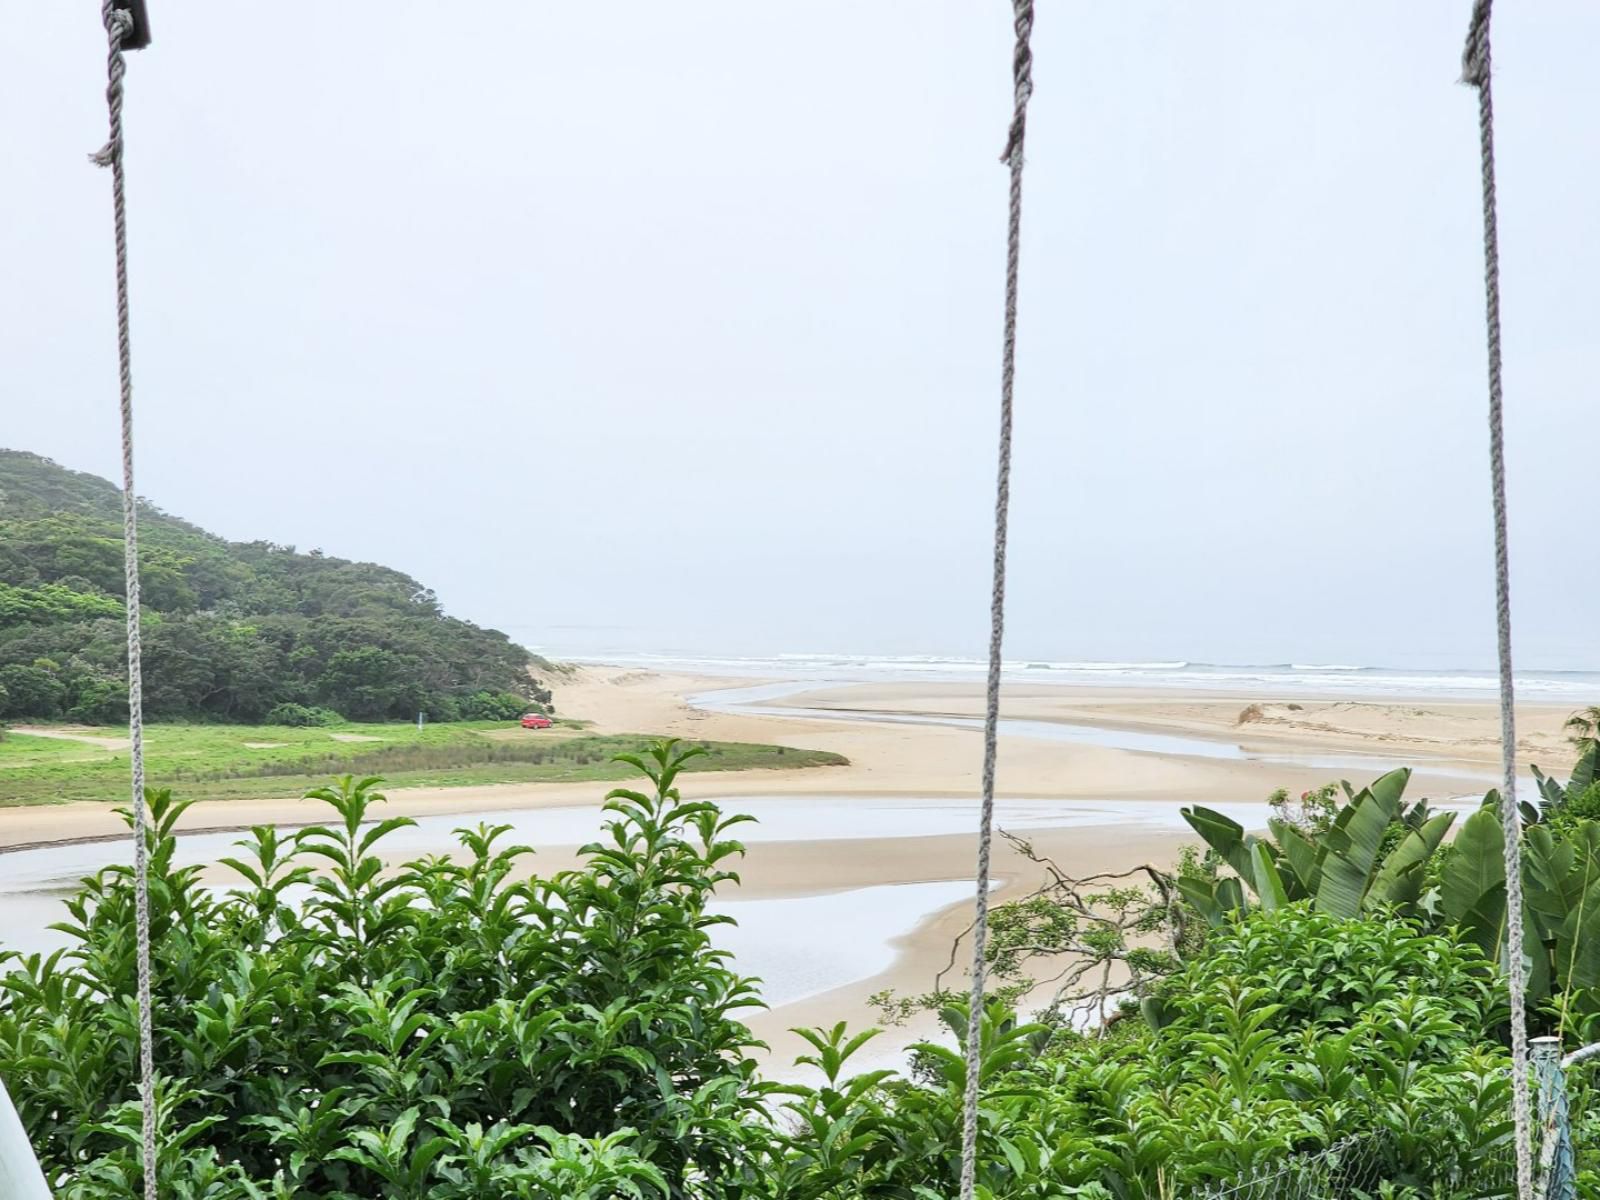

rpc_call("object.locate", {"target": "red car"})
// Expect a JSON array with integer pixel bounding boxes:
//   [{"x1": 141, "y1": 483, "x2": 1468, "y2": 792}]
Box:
[{"x1": 520, "y1": 713, "x2": 553, "y2": 730}]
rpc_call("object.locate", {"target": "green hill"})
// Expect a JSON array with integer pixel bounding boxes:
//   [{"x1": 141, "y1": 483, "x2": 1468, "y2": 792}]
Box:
[{"x1": 0, "y1": 449, "x2": 550, "y2": 723}]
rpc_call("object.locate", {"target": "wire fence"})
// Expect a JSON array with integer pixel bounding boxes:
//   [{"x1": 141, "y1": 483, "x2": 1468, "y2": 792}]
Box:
[
  {"x1": 1190, "y1": 1039, "x2": 1600, "y2": 1200},
  {"x1": 1193, "y1": 1135, "x2": 1386, "y2": 1200},
  {"x1": 1192, "y1": 1131, "x2": 1517, "y2": 1200}
]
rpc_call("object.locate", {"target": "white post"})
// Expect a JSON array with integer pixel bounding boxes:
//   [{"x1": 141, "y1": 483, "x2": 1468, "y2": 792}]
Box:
[{"x1": 0, "y1": 1077, "x2": 51, "y2": 1200}]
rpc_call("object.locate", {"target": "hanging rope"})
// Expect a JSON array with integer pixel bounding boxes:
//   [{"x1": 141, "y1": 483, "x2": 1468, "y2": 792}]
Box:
[
  {"x1": 959, "y1": 3, "x2": 1034, "y2": 1197},
  {"x1": 91, "y1": 3, "x2": 158, "y2": 1197},
  {"x1": 1461, "y1": 4, "x2": 1532, "y2": 1200}
]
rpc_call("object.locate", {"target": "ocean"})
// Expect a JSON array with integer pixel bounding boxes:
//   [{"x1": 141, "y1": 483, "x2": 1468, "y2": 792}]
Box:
[{"x1": 555, "y1": 651, "x2": 1600, "y2": 701}]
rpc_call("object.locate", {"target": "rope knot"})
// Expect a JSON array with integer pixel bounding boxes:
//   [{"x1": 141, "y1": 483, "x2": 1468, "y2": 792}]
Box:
[
  {"x1": 998, "y1": 0, "x2": 1035, "y2": 168},
  {"x1": 1461, "y1": 0, "x2": 1492, "y2": 88},
  {"x1": 105, "y1": 6, "x2": 134, "y2": 45},
  {"x1": 90, "y1": 5, "x2": 132, "y2": 168}
]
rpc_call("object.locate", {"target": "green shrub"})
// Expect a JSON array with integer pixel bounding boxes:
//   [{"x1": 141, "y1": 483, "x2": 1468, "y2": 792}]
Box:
[
  {"x1": 1555, "y1": 780, "x2": 1600, "y2": 831},
  {"x1": 0, "y1": 741, "x2": 772, "y2": 1197},
  {"x1": 457, "y1": 689, "x2": 534, "y2": 722},
  {"x1": 65, "y1": 670, "x2": 127, "y2": 724},
  {"x1": 0, "y1": 750, "x2": 1530, "y2": 1200},
  {"x1": 425, "y1": 693, "x2": 462, "y2": 723},
  {"x1": 0, "y1": 662, "x2": 67, "y2": 718},
  {"x1": 775, "y1": 908, "x2": 1513, "y2": 1199},
  {"x1": 263, "y1": 702, "x2": 343, "y2": 727}
]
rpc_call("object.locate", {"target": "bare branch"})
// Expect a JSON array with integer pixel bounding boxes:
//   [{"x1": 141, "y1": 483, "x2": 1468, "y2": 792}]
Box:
[{"x1": 912, "y1": 827, "x2": 1186, "y2": 1030}]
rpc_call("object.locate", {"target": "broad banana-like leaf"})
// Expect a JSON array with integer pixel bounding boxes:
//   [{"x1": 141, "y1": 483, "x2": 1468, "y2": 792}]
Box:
[
  {"x1": 1416, "y1": 810, "x2": 1454, "y2": 853},
  {"x1": 1315, "y1": 865, "x2": 1361, "y2": 918},
  {"x1": 1526, "y1": 914, "x2": 1553, "y2": 1004},
  {"x1": 1556, "y1": 822, "x2": 1600, "y2": 992},
  {"x1": 1565, "y1": 818, "x2": 1600, "y2": 883},
  {"x1": 1180, "y1": 806, "x2": 1254, "y2": 882},
  {"x1": 1323, "y1": 796, "x2": 1364, "y2": 856},
  {"x1": 1458, "y1": 882, "x2": 1510, "y2": 965},
  {"x1": 1176, "y1": 873, "x2": 1252, "y2": 928},
  {"x1": 1402, "y1": 798, "x2": 1435, "y2": 831},
  {"x1": 1371, "y1": 861, "x2": 1427, "y2": 912},
  {"x1": 1315, "y1": 790, "x2": 1401, "y2": 918},
  {"x1": 1366, "y1": 812, "x2": 1454, "y2": 911},
  {"x1": 1321, "y1": 778, "x2": 1403, "y2": 858},
  {"x1": 1215, "y1": 876, "x2": 1247, "y2": 917},
  {"x1": 1140, "y1": 996, "x2": 1173, "y2": 1031},
  {"x1": 1270, "y1": 822, "x2": 1322, "y2": 898},
  {"x1": 1251, "y1": 842, "x2": 1289, "y2": 910},
  {"x1": 1524, "y1": 826, "x2": 1576, "y2": 928},
  {"x1": 1176, "y1": 877, "x2": 1227, "y2": 927},
  {"x1": 1368, "y1": 767, "x2": 1413, "y2": 811},
  {"x1": 1441, "y1": 807, "x2": 1508, "y2": 963},
  {"x1": 1530, "y1": 764, "x2": 1566, "y2": 811},
  {"x1": 1569, "y1": 744, "x2": 1598, "y2": 800},
  {"x1": 1316, "y1": 855, "x2": 1368, "y2": 919},
  {"x1": 1437, "y1": 805, "x2": 1547, "y2": 1001},
  {"x1": 1519, "y1": 824, "x2": 1569, "y2": 964}
]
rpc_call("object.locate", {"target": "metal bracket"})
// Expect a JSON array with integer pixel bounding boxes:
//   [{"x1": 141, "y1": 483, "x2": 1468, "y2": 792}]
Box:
[
  {"x1": 1561, "y1": 1040, "x2": 1600, "y2": 1069},
  {"x1": 117, "y1": 0, "x2": 152, "y2": 50}
]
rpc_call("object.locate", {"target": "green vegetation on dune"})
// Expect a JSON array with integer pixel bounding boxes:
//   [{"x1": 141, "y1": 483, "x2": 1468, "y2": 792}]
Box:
[
  {"x1": 0, "y1": 449, "x2": 552, "y2": 724},
  {"x1": 0, "y1": 722, "x2": 846, "y2": 806}
]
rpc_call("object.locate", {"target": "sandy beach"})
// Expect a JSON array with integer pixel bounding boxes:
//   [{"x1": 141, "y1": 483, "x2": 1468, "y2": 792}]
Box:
[{"x1": 0, "y1": 664, "x2": 1583, "y2": 1069}]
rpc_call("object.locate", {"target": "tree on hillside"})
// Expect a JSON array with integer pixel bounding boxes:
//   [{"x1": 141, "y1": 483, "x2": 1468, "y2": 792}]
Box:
[{"x1": 0, "y1": 450, "x2": 550, "y2": 723}]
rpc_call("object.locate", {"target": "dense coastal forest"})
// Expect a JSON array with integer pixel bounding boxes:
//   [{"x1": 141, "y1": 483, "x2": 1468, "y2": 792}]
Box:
[{"x1": 0, "y1": 450, "x2": 550, "y2": 723}]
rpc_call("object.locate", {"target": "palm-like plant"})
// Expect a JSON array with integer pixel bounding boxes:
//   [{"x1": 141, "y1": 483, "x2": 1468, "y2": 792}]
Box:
[{"x1": 1566, "y1": 706, "x2": 1600, "y2": 751}]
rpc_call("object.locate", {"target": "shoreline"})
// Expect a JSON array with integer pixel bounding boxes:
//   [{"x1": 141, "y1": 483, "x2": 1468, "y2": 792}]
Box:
[
  {"x1": 1, "y1": 666, "x2": 1579, "y2": 849},
  {"x1": 0, "y1": 663, "x2": 1586, "y2": 1066}
]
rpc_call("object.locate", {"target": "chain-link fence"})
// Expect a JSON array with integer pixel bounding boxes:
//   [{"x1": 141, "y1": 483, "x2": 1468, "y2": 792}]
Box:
[
  {"x1": 1190, "y1": 1038, "x2": 1600, "y2": 1200},
  {"x1": 1193, "y1": 1135, "x2": 1390, "y2": 1200},
  {"x1": 1535, "y1": 1036, "x2": 1595, "y2": 1200},
  {"x1": 1192, "y1": 1130, "x2": 1516, "y2": 1200}
]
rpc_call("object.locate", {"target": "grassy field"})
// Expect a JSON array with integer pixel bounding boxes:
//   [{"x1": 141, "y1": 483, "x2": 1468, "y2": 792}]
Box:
[{"x1": 0, "y1": 721, "x2": 847, "y2": 807}]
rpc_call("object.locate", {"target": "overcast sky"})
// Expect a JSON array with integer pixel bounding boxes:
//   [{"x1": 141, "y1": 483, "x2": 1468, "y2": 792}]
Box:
[{"x1": 3, "y1": 3, "x2": 1596, "y2": 669}]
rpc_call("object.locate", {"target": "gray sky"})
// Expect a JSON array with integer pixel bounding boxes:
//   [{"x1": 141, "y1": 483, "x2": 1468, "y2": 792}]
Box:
[{"x1": 4, "y1": 3, "x2": 1597, "y2": 669}]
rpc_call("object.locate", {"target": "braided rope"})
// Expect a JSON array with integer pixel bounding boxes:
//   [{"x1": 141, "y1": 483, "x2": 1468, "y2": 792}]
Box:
[
  {"x1": 959, "y1": 4, "x2": 1034, "y2": 1197},
  {"x1": 91, "y1": 4, "x2": 158, "y2": 1196},
  {"x1": 1462, "y1": 5, "x2": 1532, "y2": 1200}
]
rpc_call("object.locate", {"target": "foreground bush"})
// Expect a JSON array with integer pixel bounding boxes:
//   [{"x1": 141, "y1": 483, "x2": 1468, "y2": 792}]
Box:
[
  {"x1": 763, "y1": 910, "x2": 1516, "y2": 1199},
  {"x1": 0, "y1": 745, "x2": 1530, "y2": 1198},
  {"x1": 1, "y1": 742, "x2": 770, "y2": 1196}
]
